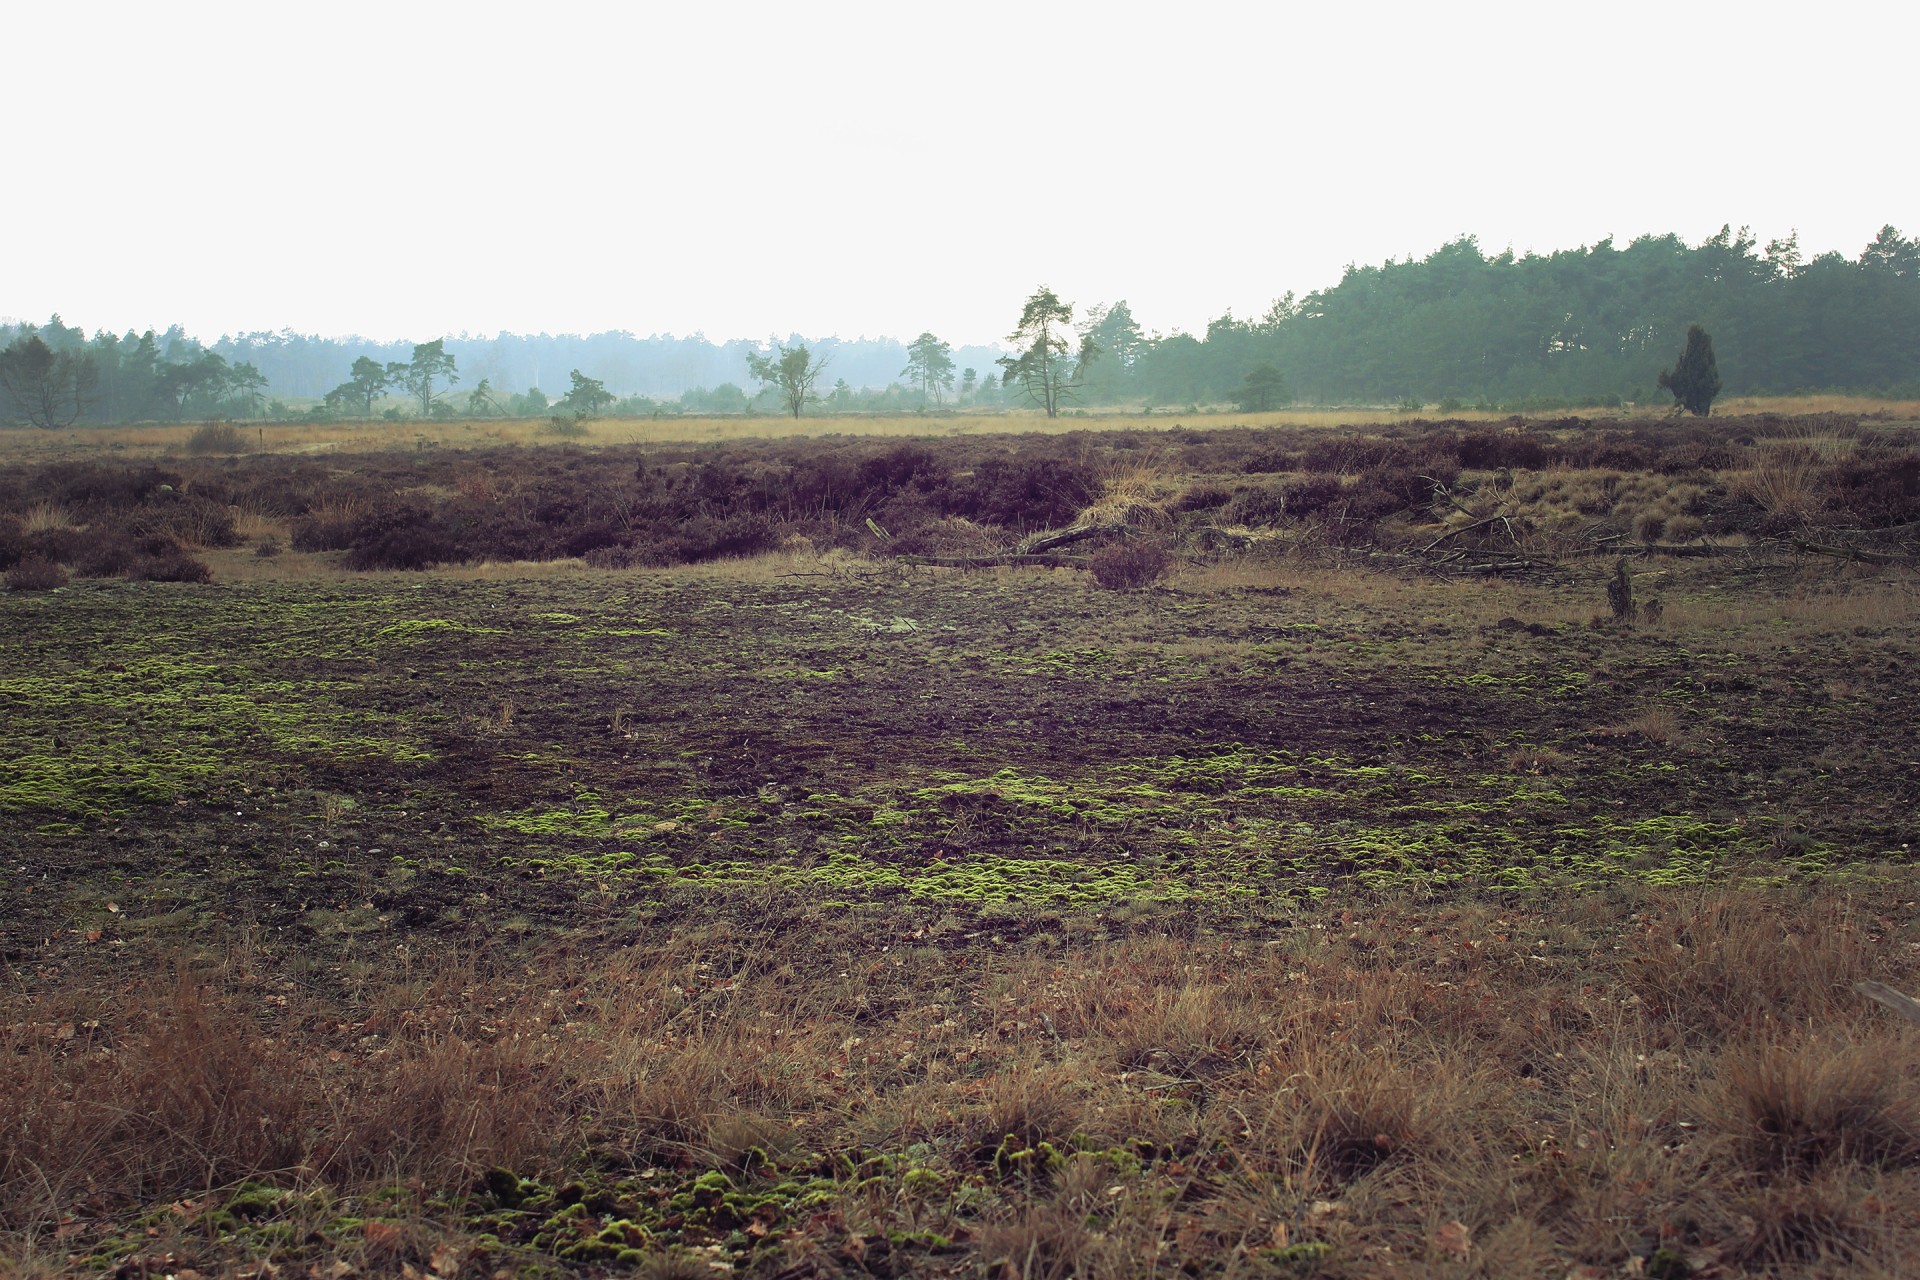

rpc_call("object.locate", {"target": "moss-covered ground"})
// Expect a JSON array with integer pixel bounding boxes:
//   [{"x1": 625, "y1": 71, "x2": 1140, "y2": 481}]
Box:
[{"x1": 4, "y1": 561, "x2": 1911, "y2": 938}]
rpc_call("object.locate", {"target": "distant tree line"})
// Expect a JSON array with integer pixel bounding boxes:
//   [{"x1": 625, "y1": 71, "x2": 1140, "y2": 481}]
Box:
[
  {"x1": 0, "y1": 317, "x2": 271, "y2": 428},
  {"x1": 1116, "y1": 225, "x2": 1919, "y2": 411},
  {"x1": 4, "y1": 224, "x2": 1915, "y2": 426}
]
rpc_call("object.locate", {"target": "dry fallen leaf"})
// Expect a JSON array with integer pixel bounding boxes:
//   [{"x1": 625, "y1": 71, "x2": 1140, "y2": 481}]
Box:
[{"x1": 1432, "y1": 1219, "x2": 1472, "y2": 1259}]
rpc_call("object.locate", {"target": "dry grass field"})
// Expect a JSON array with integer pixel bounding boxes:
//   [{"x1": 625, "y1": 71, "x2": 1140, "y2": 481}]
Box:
[
  {"x1": 1, "y1": 395, "x2": 1913, "y2": 467},
  {"x1": 2, "y1": 408, "x2": 1918, "y2": 1278}
]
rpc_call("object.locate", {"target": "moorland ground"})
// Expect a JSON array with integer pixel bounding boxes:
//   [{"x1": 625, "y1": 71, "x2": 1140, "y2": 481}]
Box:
[{"x1": 3, "y1": 409, "x2": 1919, "y2": 1279}]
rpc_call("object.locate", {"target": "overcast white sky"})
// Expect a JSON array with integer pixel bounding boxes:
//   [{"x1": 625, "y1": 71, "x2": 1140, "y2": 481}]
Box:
[{"x1": 7, "y1": 1, "x2": 1914, "y2": 348}]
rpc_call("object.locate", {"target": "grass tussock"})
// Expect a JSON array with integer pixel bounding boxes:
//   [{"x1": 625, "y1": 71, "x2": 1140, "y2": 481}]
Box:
[{"x1": 1710, "y1": 1036, "x2": 1920, "y2": 1175}]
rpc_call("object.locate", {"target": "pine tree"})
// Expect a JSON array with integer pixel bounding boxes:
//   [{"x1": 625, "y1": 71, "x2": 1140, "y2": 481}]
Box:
[{"x1": 1657, "y1": 325, "x2": 1721, "y2": 416}]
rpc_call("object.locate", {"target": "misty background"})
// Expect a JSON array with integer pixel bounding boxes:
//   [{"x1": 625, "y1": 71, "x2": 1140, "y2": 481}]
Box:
[{"x1": 4, "y1": 223, "x2": 1917, "y2": 424}]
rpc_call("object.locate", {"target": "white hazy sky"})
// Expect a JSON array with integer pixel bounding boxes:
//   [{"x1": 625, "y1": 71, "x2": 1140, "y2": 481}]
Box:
[{"x1": 8, "y1": 1, "x2": 1914, "y2": 348}]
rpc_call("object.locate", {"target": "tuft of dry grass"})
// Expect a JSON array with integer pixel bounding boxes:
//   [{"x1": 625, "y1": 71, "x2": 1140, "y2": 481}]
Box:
[
  {"x1": 20, "y1": 501, "x2": 78, "y2": 532},
  {"x1": 1076, "y1": 454, "x2": 1177, "y2": 529},
  {"x1": 1709, "y1": 1036, "x2": 1920, "y2": 1175},
  {"x1": 1728, "y1": 451, "x2": 1828, "y2": 524},
  {"x1": 1626, "y1": 890, "x2": 1881, "y2": 1041},
  {"x1": 1619, "y1": 704, "x2": 1683, "y2": 743}
]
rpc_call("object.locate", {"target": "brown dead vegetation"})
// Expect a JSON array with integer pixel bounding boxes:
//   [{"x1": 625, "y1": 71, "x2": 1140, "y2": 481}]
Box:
[{"x1": 4, "y1": 884, "x2": 1919, "y2": 1278}]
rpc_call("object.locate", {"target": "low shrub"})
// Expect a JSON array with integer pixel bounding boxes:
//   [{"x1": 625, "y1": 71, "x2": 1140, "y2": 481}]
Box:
[
  {"x1": 857, "y1": 444, "x2": 951, "y2": 497},
  {"x1": 1221, "y1": 486, "x2": 1288, "y2": 527},
  {"x1": 0, "y1": 515, "x2": 25, "y2": 569},
  {"x1": 889, "y1": 516, "x2": 1002, "y2": 557},
  {"x1": 1823, "y1": 452, "x2": 1920, "y2": 528},
  {"x1": 24, "y1": 525, "x2": 88, "y2": 565},
  {"x1": 68, "y1": 528, "x2": 182, "y2": 578},
  {"x1": 1280, "y1": 475, "x2": 1348, "y2": 518},
  {"x1": 1657, "y1": 440, "x2": 1739, "y2": 474},
  {"x1": 1171, "y1": 483, "x2": 1233, "y2": 513},
  {"x1": 666, "y1": 514, "x2": 780, "y2": 564},
  {"x1": 1300, "y1": 437, "x2": 1411, "y2": 474},
  {"x1": 44, "y1": 462, "x2": 183, "y2": 511},
  {"x1": 1458, "y1": 429, "x2": 1548, "y2": 471},
  {"x1": 128, "y1": 496, "x2": 242, "y2": 549},
  {"x1": 290, "y1": 507, "x2": 364, "y2": 552},
  {"x1": 561, "y1": 521, "x2": 626, "y2": 558},
  {"x1": 1361, "y1": 465, "x2": 1449, "y2": 510},
  {"x1": 185, "y1": 423, "x2": 250, "y2": 455},
  {"x1": 342, "y1": 508, "x2": 458, "y2": 571},
  {"x1": 952, "y1": 456, "x2": 1098, "y2": 530},
  {"x1": 4, "y1": 556, "x2": 69, "y2": 591},
  {"x1": 1237, "y1": 449, "x2": 1298, "y2": 474},
  {"x1": 131, "y1": 551, "x2": 213, "y2": 583},
  {"x1": 1088, "y1": 540, "x2": 1172, "y2": 590},
  {"x1": 583, "y1": 543, "x2": 656, "y2": 570}
]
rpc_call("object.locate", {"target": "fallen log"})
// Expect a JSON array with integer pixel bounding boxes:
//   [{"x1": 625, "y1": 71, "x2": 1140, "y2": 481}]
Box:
[
  {"x1": 1567, "y1": 541, "x2": 1737, "y2": 558},
  {"x1": 896, "y1": 553, "x2": 1091, "y2": 569},
  {"x1": 1192, "y1": 525, "x2": 1254, "y2": 549},
  {"x1": 1793, "y1": 540, "x2": 1912, "y2": 565},
  {"x1": 1445, "y1": 560, "x2": 1547, "y2": 575},
  {"x1": 1015, "y1": 523, "x2": 1132, "y2": 554}
]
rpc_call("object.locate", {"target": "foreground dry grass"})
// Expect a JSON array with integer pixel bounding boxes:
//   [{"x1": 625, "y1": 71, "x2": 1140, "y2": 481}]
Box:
[{"x1": 5, "y1": 881, "x2": 1919, "y2": 1279}]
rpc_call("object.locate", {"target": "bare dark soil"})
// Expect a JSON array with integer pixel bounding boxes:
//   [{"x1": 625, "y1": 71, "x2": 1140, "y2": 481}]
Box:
[{"x1": 6, "y1": 557, "x2": 1915, "y2": 970}]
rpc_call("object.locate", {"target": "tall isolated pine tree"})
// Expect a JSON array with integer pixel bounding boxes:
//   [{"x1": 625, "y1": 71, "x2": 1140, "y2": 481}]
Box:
[{"x1": 1657, "y1": 325, "x2": 1721, "y2": 416}]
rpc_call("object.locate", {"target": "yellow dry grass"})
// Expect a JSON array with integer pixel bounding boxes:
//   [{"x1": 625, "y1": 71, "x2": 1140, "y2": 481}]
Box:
[
  {"x1": 1717, "y1": 393, "x2": 1920, "y2": 421},
  {"x1": 13, "y1": 394, "x2": 1909, "y2": 466},
  {"x1": 20, "y1": 500, "x2": 79, "y2": 532}
]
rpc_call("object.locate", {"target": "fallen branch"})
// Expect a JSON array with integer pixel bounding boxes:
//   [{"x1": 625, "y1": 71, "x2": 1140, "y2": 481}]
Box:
[
  {"x1": 1856, "y1": 980, "x2": 1920, "y2": 1027},
  {"x1": 1419, "y1": 514, "x2": 1515, "y2": 554},
  {"x1": 1190, "y1": 525, "x2": 1254, "y2": 550},
  {"x1": 896, "y1": 553, "x2": 1090, "y2": 569},
  {"x1": 1793, "y1": 540, "x2": 1912, "y2": 565},
  {"x1": 1569, "y1": 541, "x2": 1737, "y2": 558},
  {"x1": 1015, "y1": 523, "x2": 1131, "y2": 554},
  {"x1": 1444, "y1": 560, "x2": 1548, "y2": 576}
]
